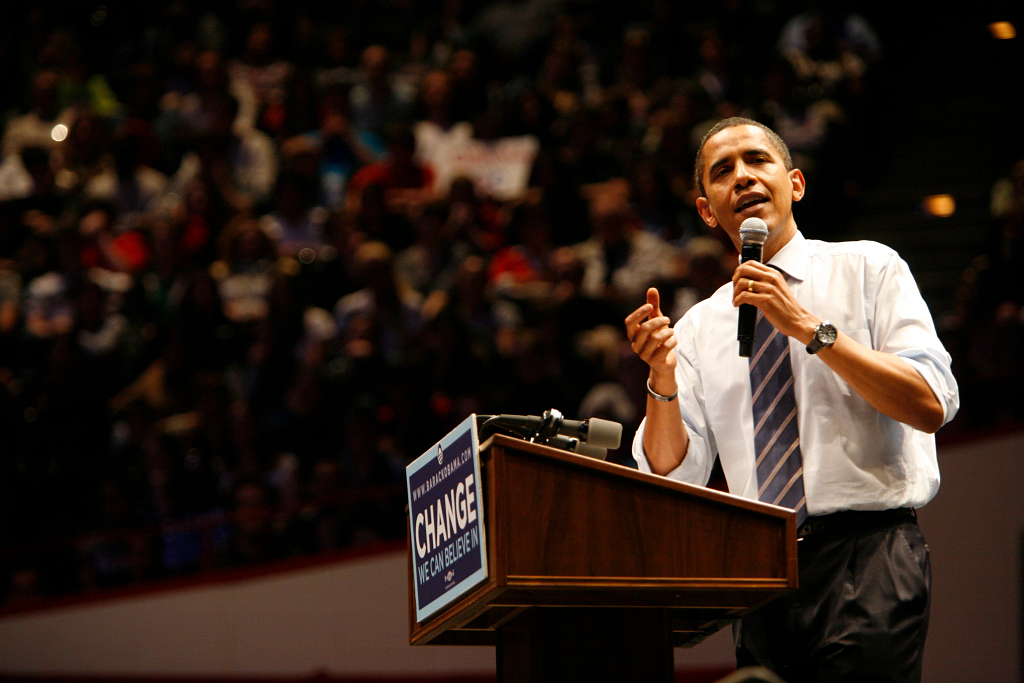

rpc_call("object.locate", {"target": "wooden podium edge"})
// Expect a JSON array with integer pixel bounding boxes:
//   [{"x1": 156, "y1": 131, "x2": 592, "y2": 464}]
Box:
[{"x1": 408, "y1": 434, "x2": 799, "y2": 647}]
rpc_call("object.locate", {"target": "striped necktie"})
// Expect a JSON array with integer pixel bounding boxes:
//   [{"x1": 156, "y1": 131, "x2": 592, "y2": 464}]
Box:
[{"x1": 749, "y1": 311, "x2": 807, "y2": 526}]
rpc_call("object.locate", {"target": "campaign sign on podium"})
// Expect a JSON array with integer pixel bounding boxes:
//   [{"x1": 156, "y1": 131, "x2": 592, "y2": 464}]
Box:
[{"x1": 406, "y1": 414, "x2": 488, "y2": 622}]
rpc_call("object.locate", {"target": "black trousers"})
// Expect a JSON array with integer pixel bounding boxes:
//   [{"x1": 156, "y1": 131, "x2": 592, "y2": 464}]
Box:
[{"x1": 736, "y1": 509, "x2": 931, "y2": 683}]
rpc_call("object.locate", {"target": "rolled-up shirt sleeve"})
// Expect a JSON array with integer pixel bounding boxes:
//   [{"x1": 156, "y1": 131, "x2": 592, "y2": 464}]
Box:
[{"x1": 872, "y1": 251, "x2": 960, "y2": 426}]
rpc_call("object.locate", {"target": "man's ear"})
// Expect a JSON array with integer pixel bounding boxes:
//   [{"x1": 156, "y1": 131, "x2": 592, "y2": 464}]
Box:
[
  {"x1": 695, "y1": 196, "x2": 718, "y2": 228},
  {"x1": 789, "y1": 169, "x2": 806, "y2": 202}
]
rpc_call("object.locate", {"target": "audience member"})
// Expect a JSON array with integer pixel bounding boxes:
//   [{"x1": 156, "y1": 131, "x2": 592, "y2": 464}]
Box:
[
  {"x1": 228, "y1": 20, "x2": 294, "y2": 137},
  {"x1": 572, "y1": 184, "x2": 679, "y2": 309},
  {"x1": 349, "y1": 45, "x2": 414, "y2": 145}
]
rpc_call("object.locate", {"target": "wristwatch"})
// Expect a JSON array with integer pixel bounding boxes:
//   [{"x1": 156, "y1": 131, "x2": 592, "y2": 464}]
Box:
[{"x1": 806, "y1": 320, "x2": 837, "y2": 354}]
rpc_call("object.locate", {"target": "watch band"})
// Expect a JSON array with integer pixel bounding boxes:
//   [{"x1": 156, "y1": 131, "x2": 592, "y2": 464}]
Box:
[{"x1": 806, "y1": 321, "x2": 837, "y2": 354}]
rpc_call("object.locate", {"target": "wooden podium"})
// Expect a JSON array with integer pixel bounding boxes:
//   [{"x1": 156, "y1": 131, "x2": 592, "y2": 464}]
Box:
[{"x1": 409, "y1": 434, "x2": 798, "y2": 683}]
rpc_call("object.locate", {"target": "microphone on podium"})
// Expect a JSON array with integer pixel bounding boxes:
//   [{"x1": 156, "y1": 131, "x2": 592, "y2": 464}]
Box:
[{"x1": 479, "y1": 409, "x2": 622, "y2": 459}]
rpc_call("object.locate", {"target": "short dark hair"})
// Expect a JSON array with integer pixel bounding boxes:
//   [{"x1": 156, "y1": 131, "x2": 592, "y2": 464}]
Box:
[{"x1": 694, "y1": 117, "x2": 793, "y2": 197}]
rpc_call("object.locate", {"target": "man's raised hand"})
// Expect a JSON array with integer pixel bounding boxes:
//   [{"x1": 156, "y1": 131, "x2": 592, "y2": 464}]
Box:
[{"x1": 625, "y1": 287, "x2": 677, "y2": 378}]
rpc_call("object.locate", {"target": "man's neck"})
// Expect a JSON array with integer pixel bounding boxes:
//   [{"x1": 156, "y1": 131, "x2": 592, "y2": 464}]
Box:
[{"x1": 762, "y1": 219, "x2": 797, "y2": 262}]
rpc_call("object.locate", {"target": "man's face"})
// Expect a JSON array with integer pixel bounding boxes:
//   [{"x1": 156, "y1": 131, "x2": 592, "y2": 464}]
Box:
[{"x1": 695, "y1": 125, "x2": 804, "y2": 253}]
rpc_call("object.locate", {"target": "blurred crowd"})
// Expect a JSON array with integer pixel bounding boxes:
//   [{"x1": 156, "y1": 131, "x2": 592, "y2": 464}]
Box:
[
  {"x1": 940, "y1": 158, "x2": 1024, "y2": 431},
  {"x1": 0, "y1": 0, "x2": 907, "y2": 603}
]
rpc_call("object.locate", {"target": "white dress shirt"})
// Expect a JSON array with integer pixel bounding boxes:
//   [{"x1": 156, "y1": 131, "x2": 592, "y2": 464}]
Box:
[{"x1": 633, "y1": 231, "x2": 960, "y2": 516}]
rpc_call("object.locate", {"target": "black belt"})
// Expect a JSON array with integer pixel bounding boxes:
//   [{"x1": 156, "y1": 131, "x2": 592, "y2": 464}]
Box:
[{"x1": 797, "y1": 507, "x2": 916, "y2": 540}]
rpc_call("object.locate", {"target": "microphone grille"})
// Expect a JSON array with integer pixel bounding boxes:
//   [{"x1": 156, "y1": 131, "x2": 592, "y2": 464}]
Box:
[
  {"x1": 739, "y1": 217, "x2": 769, "y2": 245},
  {"x1": 585, "y1": 418, "x2": 622, "y2": 449}
]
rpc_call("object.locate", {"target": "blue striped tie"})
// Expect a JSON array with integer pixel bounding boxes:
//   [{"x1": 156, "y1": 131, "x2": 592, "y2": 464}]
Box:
[{"x1": 749, "y1": 311, "x2": 807, "y2": 526}]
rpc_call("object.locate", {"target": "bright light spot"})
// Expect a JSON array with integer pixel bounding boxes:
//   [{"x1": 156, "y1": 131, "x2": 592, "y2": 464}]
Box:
[
  {"x1": 51, "y1": 124, "x2": 68, "y2": 142},
  {"x1": 990, "y1": 22, "x2": 1016, "y2": 40},
  {"x1": 923, "y1": 194, "x2": 956, "y2": 217}
]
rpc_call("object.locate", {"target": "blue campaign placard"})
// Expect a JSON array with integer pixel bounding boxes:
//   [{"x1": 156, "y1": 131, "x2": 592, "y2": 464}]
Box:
[{"x1": 406, "y1": 414, "x2": 488, "y2": 622}]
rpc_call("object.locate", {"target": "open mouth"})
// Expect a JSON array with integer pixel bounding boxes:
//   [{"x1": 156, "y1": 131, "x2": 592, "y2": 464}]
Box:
[{"x1": 735, "y1": 196, "x2": 768, "y2": 213}]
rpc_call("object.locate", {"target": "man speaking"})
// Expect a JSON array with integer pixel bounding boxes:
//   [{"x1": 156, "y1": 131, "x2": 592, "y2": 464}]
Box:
[{"x1": 624, "y1": 117, "x2": 959, "y2": 683}]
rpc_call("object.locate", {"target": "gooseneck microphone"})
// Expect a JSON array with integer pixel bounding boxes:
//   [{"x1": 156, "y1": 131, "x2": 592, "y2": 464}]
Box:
[
  {"x1": 737, "y1": 217, "x2": 769, "y2": 357},
  {"x1": 479, "y1": 409, "x2": 622, "y2": 460}
]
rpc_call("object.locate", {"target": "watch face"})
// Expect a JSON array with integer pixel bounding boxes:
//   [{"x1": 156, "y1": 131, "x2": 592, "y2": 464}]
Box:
[{"x1": 819, "y1": 323, "x2": 837, "y2": 344}]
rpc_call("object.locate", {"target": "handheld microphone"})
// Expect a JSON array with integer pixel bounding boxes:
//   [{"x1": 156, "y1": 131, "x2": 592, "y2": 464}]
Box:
[
  {"x1": 737, "y1": 217, "x2": 769, "y2": 357},
  {"x1": 481, "y1": 409, "x2": 623, "y2": 449}
]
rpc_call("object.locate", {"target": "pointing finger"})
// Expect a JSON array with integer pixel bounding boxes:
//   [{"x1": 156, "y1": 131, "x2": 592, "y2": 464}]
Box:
[{"x1": 647, "y1": 287, "x2": 663, "y2": 318}]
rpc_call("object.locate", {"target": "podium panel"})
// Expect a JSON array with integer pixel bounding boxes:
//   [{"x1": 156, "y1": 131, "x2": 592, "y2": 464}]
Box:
[{"x1": 409, "y1": 434, "x2": 798, "y2": 681}]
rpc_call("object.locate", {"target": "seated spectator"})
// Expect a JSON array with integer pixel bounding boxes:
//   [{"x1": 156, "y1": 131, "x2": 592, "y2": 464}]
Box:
[
  {"x1": 2, "y1": 68, "x2": 76, "y2": 159},
  {"x1": 667, "y1": 236, "x2": 732, "y2": 320},
  {"x1": 167, "y1": 268, "x2": 238, "y2": 373},
  {"x1": 293, "y1": 455, "x2": 351, "y2": 552},
  {"x1": 110, "y1": 324, "x2": 202, "y2": 418},
  {"x1": 755, "y1": 58, "x2": 848, "y2": 230},
  {"x1": 211, "y1": 214, "x2": 278, "y2": 323},
  {"x1": 446, "y1": 175, "x2": 506, "y2": 253},
  {"x1": 303, "y1": 209, "x2": 364, "y2": 311},
  {"x1": 39, "y1": 27, "x2": 121, "y2": 118},
  {"x1": 220, "y1": 478, "x2": 289, "y2": 566},
  {"x1": 288, "y1": 84, "x2": 376, "y2": 210},
  {"x1": 571, "y1": 183, "x2": 679, "y2": 309},
  {"x1": 0, "y1": 146, "x2": 47, "y2": 203},
  {"x1": 77, "y1": 202, "x2": 151, "y2": 275},
  {"x1": 395, "y1": 201, "x2": 473, "y2": 302},
  {"x1": 259, "y1": 171, "x2": 328, "y2": 257},
  {"x1": 776, "y1": 5, "x2": 882, "y2": 98},
  {"x1": 227, "y1": 20, "x2": 294, "y2": 137},
  {"x1": 536, "y1": 36, "x2": 591, "y2": 118},
  {"x1": 447, "y1": 48, "x2": 489, "y2": 127},
  {"x1": 543, "y1": 246, "x2": 624, "y2": 349},
  {"x1": 693, "y1": 26, "x2": 746, "y2": 118},
  {"x1": 488, "y1": 201, "x2": 555, "y2": 300},
  {"x1": 0, "y1": 260, "x2": 21, "y2": 336},
  {"x1": 73, "y1": 279, "x2": 128, "y2": 371},
  {"x1": 345, "y1": 122, "x2": 434, "y2": 218},
  {"x1": 348, "y1": 45, "x2": 415, "y2": 145},
  {"x1": 313, "y1": 25, "x2": 359, "y2": 95},
  {"x1": 23, "y1": 270, "x2": 74, "y2": 340},
  {"x1": 334, "y1": 241, "x2": 424, "y2": 365},
  {"x1": 413, "y1": 69, "x2": 475, "y2": 187},
  {"x1": 628, "y1": 159, "x2": 686, "y2": 243},
  {"x1": 756, "y1": 58, "x2": 846, "y2": 178},
  {"x1": 608, "y1": 25, "x2": 673, "y2": 131},
  {"x1": 53, "y1": 110, "x2": 110, "y2": 196},
  {"x1": 413, "y1": 69, "x2": 463, "y2": 136},
  {"x1": 160, "y1": 48, "x2": 258, "y2": 155},
  {"x1": 84, "y1": 129, "x2": 170, "y2": 233},
  {"x1": 170, "y1": 93, "x2": 278, "y2": 214}
]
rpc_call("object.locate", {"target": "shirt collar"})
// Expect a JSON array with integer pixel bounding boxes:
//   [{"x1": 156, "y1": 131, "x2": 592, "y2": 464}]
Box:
[{"x1": 767, "y1": 229, "x2": 808, "y2": 282}]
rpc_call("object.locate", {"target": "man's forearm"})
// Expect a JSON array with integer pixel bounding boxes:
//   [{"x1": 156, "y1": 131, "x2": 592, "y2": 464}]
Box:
[
  {"x1": 815, "y1": 332, "x2": 945, "y2": 434},
  {"x1": 642, "y1": 371, "x2": 689, "y2": 475}
]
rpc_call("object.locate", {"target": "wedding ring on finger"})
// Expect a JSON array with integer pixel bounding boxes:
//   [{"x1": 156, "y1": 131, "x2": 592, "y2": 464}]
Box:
[{"x1": 747, "y1": 279, "x2": 755, "y2": 293}]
